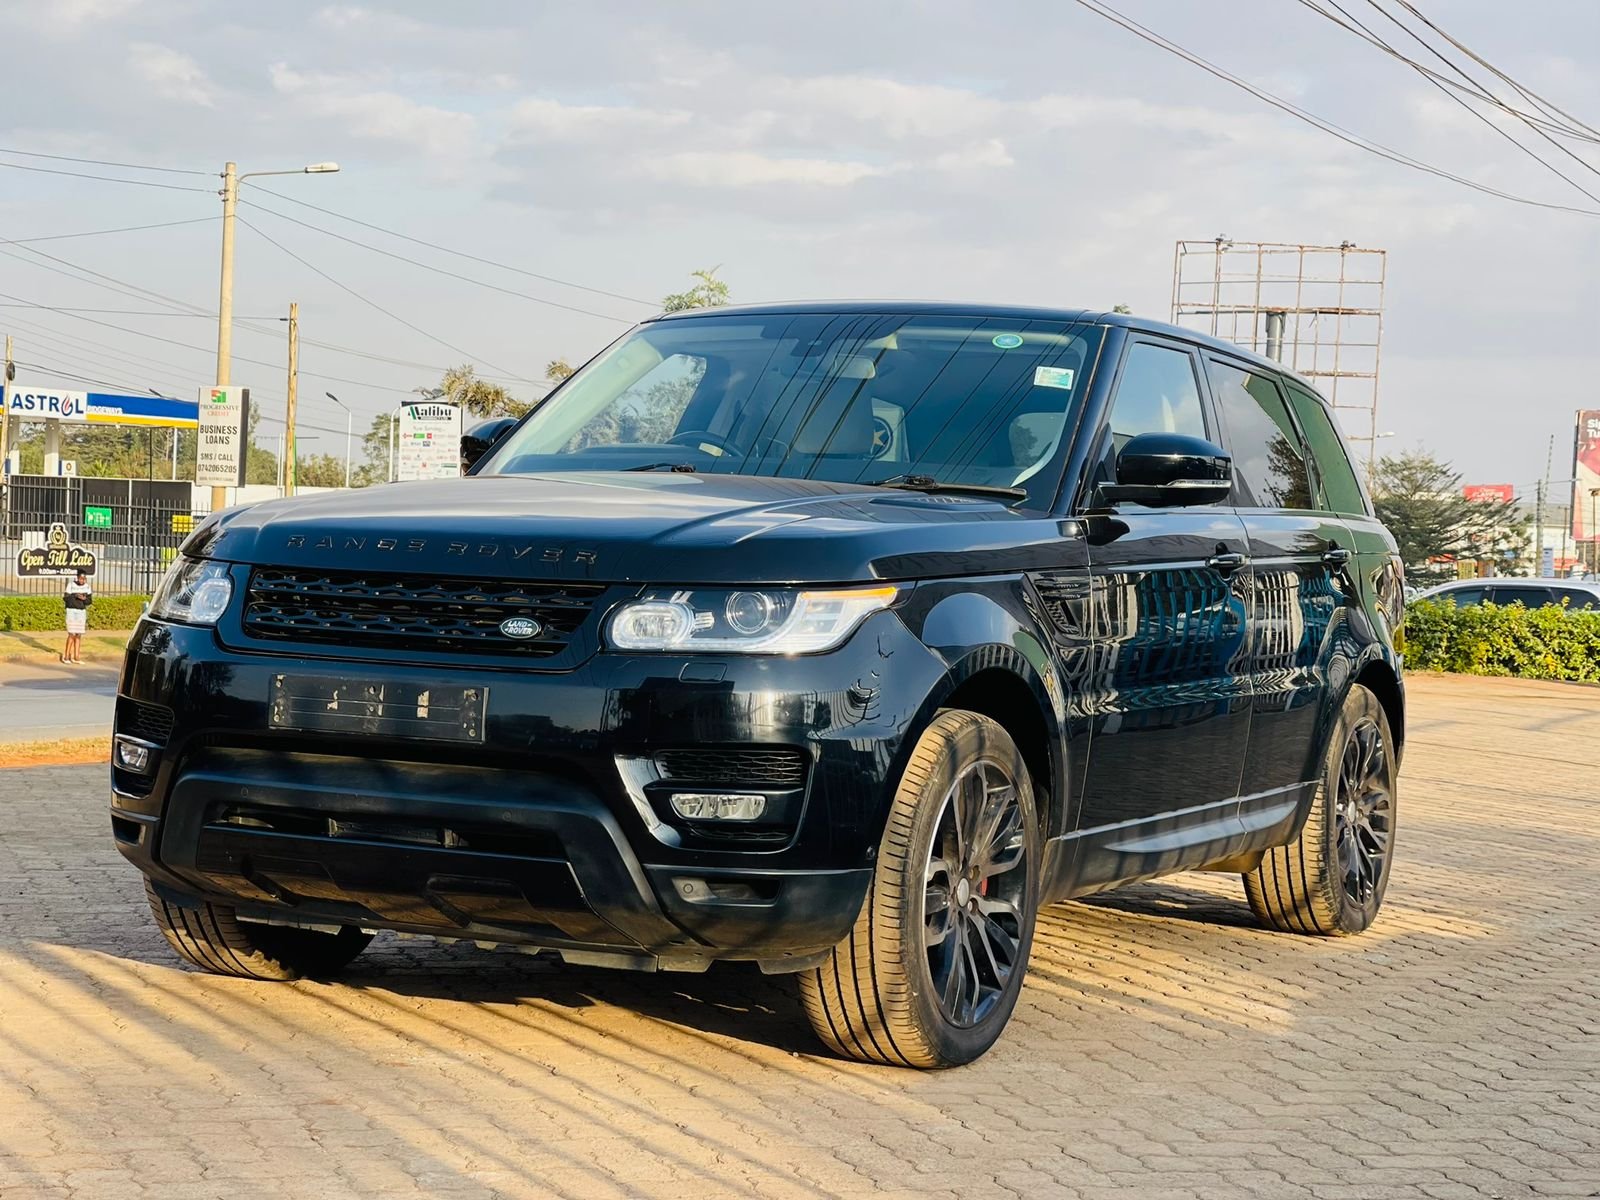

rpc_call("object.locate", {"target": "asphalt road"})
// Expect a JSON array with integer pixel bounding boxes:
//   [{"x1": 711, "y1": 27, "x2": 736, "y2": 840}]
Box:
[
  {"x1": 0, "y1": 660, "x2": 117, "y2": 742},
  {"x1": 1, "y1": 672, "x2": 1597, "y2": 1199}
]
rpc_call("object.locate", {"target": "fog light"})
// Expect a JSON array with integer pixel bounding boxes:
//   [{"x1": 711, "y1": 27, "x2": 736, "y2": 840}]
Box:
[
  {"x1": 113, "y1": 736, "x2": 154, "y2": 774},
  {"x1": 669, "y1": 793, "x2": 767, "y2": 821}
]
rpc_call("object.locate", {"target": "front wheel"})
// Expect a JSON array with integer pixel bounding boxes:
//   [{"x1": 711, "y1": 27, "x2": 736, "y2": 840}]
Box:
[
  {"x1": 1244, "y1": 683, "x2": 1398, "y2": 936},
  {"x1": 800, "y1": 710, "x2": 1040, "y2": 1068},
  {"x1": 145, "y1": 881, "x2": 373, "y2": 980}
]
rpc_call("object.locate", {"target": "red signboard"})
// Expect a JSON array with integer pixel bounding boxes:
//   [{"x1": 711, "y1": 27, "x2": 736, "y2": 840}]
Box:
[
  {"x1": 1462, "y1": 484, "x2": 1513, "y2": 504},
  {"x1": 1576, "y1": 410, "x2": 1600, "y2": 543}
]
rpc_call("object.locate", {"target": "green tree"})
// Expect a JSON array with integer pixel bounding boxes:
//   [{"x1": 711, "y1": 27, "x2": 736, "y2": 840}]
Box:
[
  {"x1": 1111, "y1": 303, "x2": 1132, "y2": 314},
  {"x1": 1372, "y1": 451, "x2": 1525, "y2": 584},
  {"x1": 422, "y1": 365, "x2": 531, "y2": 419},
  {"x1": 661, "y1": 267, "x2": 730, "y2": 313},
  {"x1": 243, "y1": 404, "x2": 278, "y2": 485},
  {"x1": 353, "y1": 412, "x2": 396, "y2": 487},
  {"x1": 296, "y1": 453, "x2": 348, "y2": 488}
]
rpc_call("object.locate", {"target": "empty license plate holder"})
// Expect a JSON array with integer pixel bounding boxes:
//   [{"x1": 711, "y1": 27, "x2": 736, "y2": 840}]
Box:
[{"x1": 269, "y1": 675, "x2": 487, "y2": 742}]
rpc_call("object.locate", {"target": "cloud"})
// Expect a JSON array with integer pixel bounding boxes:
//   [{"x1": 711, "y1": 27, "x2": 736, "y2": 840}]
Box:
[
  {"x1": 15, "y1": 0, "x2": 140, "y2": 33},
  {"x1": 932, "y1": 139, "x2": 1014, "y2": 172},
  {"x1": 269, "y1": 63, "x2": 479, "y2": 165},
  {"x1": 506, "y1": 97, "x2": 691, "y2": 144},
  {"x1": 129, "y1": 43, "x2": 215, "y2": 108},
  {"x1": 641, "y1": 150, "x2": 887, "y2": 188}
]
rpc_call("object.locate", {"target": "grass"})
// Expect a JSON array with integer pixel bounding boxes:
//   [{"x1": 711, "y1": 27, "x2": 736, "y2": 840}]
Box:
[
  {"x1": 0, "y1": 629, "x2": 132, "y2": 665},
  {"x1": 0, "y1": 736, "x2": 109, "y2": 768}
]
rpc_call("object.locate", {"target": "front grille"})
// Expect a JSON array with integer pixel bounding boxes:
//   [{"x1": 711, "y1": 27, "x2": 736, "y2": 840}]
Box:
[
  {"x1": 654, "y1": 748, "x2": 807, "y2": 787},
  {"x1": 243, "y1": 568, "x2": 604, "y2": 658},
  {"x1": 116, "y1": 698, "x2": 175, "y2": 745}
]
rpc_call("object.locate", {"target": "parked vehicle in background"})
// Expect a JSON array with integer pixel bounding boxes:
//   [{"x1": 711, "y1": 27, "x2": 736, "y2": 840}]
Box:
[
  {"x1": 1413, "y1": 578, "x2": 1600, "y2": 609},
  {"x1": 112, "y1": 303, "x2": 1407, "y2": 1068}
]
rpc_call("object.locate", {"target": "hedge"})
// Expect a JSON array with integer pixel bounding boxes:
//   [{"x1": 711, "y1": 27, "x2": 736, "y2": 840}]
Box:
[
  {"x1": 0, "y1": 594, "x2": 150, "y2": 632},
  {"x1": 1404, "y1": 598, "x2": 1600, "y2": 682}
]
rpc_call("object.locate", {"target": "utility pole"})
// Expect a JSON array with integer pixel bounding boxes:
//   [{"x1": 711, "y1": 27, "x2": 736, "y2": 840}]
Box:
[
  {"x1": 0, "y1": 333, "x2": 12, "y2": 489},
  {"x1": 284, "y1": 301, "x2": 299, "y2": 496},
  {"x1": 212, "y1": 158, "x2": 339, "y2": 509},
  {"x1": 1533, "y1": 478, "x2": 1545, "y2": 578},
  {"x1": 212, "y1": 161, "x2": 237, "y2": 514},
  {"x1": 1535, "y1": 434, "x2": 1554, "y2": 578}
]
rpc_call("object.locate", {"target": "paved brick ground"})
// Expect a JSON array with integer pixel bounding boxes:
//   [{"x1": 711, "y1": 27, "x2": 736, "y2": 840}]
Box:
[{"x1": 1, "y1": 672, "x2": 1596, "y2": 1200}]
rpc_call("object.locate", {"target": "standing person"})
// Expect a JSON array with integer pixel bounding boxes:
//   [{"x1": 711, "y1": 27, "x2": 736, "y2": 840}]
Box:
[{"x1": 62, "y1": 571, "x2": 92, "y2": 665}]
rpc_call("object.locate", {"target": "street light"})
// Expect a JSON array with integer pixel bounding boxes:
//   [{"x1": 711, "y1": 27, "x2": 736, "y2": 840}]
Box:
[
  {"x1": 324, "y1": 392, "x2": 352, "y2": 488},
  {"x1": 211, "y1": 159, "x2": 340, "y2": 510},
  {"x1": 1590, "y1": 488, "x2": 1600, "y2": 578}
]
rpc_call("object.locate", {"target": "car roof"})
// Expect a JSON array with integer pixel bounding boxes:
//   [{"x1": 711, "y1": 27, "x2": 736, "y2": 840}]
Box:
[
  {"x1": 645, "y1": 300, "x2": 1316, "y2": 395},
  {"x1": 1425, "y1": 578, "x2": 1600, "y2": 592}
]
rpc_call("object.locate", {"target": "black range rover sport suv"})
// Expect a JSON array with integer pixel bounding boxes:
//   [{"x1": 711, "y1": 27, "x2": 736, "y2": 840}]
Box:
[{"x1": 113, "y1": 304, "x2": 1405, "y2": 1068}]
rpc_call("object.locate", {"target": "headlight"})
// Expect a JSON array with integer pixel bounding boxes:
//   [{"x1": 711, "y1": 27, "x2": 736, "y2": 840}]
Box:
[
  {"x1": 607, "y1": 586, "x2": 898, "y2": 654},
  {"x1": 148, "y1": 556, "x2": 233, "y2": 625}
]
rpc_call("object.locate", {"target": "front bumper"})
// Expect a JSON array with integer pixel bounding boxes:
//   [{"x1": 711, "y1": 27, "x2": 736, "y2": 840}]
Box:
[{"x1": 111, "y1": 610, "x2": 946, "y2": 970}]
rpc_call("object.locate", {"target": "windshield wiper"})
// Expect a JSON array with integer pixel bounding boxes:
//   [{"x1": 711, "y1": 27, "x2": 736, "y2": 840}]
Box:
[
  {"x1": 624, "y1": 462, "x2": 699, "y2": 473},
  {"x1": 868, "y1": 473, "x2": 1029, "y2": 505}
]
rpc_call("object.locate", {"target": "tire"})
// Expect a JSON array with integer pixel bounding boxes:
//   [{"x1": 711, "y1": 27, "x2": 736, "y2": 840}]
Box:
[
  {"x1": 1244, "y1": 683, "x2": 1397, "y2": 936},
  {"x1": 144, "y1": 880, "x2": 373, "y2": 980},
  {"x1": 800, "y1": 710, "x2": 1040, "y2": 1068}
]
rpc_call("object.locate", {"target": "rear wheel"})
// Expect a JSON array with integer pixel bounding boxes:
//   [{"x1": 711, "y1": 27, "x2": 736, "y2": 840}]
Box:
[
  {"x1": 800, "y1": 710, "x2": 1040, "y2": 1068},
  {"x1": 1244, "y1": 683, "x2": 1397, "y2": 936},
  {"x1": 145, "y1": 881, "x2": 373, "y2": 980}
]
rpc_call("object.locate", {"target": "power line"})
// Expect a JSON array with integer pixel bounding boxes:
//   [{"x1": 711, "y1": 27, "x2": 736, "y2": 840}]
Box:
[
  {"x1": 0, "y1": 146, "x2": 209, "y2": 175},
  {"x1": 239, "y1": 197, "x2": 635, "y2": 323},
  {"x1": 1, "y1": 217, "x2": 220, "y2": 246},
  {"x1": 236, "y1": 214, "x2": 527, "y2": 380},
  {"x1": 1391, "y1": 0, "x2": 1600, "y2": 144},
  {"x1": 1291, "y1": 1, "x2": 1599, "y2": 143},
  {"x1": 1297, "y1": 0, "x2": 1600, "y2": 204},
  {"x1": 12, "y1": 359, "x2": 147, "y2": 394},
  {"x1": 0, "y1": 157, "x2": 213, "y2": 192},
  {"x1": 0, "y1": 287, "x2": 431, "y2": 398},
  {"x1": 248, "y1": 183, "x2": 656, "y2": 307},
  {"x1": 1068, "y1": 0, "x2": 1600, "y2": 218},
  {"x1": 0, "y1": 305, "x2": 283, "y2": 317}
]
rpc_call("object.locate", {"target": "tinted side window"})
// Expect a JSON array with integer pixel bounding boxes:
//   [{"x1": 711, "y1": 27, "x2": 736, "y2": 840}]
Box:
[
  {"x1": 1554, "y1": 588, "x2": 1599, "y2": 610},
  {"x1": 1106, "y1": 343, "x2": 1207, "y2": 476},
  {"x1": 1208, "y1": 360, "x2": 1314, "y2": 510},
  {"x1": 1285, "y1": 383, "x2": 1368, "y2": 515},
  {"x1": 1490, "y1": 587, "x2": 1553, "y2": 608},
  {"x1": 1442, "y1": 586, "x2": 1487, "y2": 606}
]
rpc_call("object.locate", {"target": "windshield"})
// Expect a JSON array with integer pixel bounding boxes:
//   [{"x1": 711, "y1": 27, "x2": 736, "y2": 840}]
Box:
[{"x1": 480, "y1": 311, "x2": 1103, "y2": 508}]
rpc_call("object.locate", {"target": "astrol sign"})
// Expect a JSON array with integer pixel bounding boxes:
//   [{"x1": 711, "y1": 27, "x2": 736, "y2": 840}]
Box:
[
  {"x1": 195, "y1": 385, "x2": 250, "y2": 487},
  {"x1": 1575, "y1": 410, "x2": 1600, "y2": 543},
  {"x1": 1462, "y1": 484, "x2": 1514, "y2": 504}
]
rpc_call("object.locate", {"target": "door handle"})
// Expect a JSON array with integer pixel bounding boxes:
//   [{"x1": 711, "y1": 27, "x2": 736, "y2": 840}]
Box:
[
  {"x1": 1323, "y1": 546, "x2": 1352, "y2": 567},
  {"x1": 1206, "y1": 551, "x2": 1249, "y2": 574}
]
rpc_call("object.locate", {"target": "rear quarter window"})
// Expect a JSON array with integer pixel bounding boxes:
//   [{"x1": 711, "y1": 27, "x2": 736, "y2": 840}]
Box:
[{"x1": 1284, "y1": 382, "x2": 1369, "y2": 515}]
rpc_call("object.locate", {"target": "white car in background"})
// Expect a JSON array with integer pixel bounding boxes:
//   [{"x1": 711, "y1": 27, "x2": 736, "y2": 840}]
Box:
[{"x1": 1412, "y1": 578, "x2": 1600, "y2": 610}]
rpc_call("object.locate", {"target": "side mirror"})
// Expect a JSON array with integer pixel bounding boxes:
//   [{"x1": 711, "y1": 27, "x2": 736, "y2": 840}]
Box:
[
  {"x1": 1098, "y1": 433, "x2": 1232, "y2": 508},
  {"x1": 460, "y1": 417, "x2": 518, "y2": 471}
]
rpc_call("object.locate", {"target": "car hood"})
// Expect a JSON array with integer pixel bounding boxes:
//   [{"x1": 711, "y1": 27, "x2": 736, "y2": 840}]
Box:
[{"x1": 186, "y1": 472, "x2": 1072, "y2": 583}]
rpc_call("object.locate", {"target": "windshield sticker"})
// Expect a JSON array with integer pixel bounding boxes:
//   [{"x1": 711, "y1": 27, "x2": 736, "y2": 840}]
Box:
[
  {"x1": 1033, "y1": 365, "x2": 1075, "y2": 390},
  {"x1": 991, "y1": 333, "x2": 1024, "y2": 349}
]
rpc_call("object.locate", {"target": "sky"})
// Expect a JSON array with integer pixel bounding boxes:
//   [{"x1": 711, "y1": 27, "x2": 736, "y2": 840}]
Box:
[{"x1": 1, "y1": 0, "x2": 1597, "y2": 501}]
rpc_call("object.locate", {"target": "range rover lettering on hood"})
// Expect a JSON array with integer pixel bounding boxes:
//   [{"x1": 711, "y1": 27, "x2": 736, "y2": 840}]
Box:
[{"x1": 283, "y1": 534, "x2": 598, "y2": 565}]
